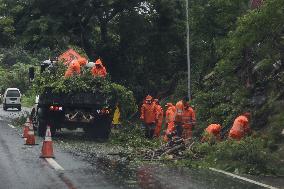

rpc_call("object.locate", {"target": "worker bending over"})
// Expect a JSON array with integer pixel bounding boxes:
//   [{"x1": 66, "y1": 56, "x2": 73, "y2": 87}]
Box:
[{"x1": 229, "y1": 112, "x2": 251, "y2": 140}]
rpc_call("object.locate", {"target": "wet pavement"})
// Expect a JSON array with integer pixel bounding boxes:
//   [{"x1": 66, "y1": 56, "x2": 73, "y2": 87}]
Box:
[{"x1": 0, "y1": 106, "x2": 283, "y2": 189}]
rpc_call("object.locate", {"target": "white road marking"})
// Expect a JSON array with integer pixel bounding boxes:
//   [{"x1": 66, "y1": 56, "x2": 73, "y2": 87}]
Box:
[
  {"x1": 8, "y1": 124, "x2": 15, "y2": 129},
  {"x1": 209, "y1": 168, "x2": 279, "y2": 189},
  {"x1": 45, "y1": 158, "x2": 64, "y2": 171}
]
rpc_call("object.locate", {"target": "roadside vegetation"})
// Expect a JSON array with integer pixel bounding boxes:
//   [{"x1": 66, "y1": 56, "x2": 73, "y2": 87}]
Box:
[{"x1": 2, "y1": 0, "x2": 284, "y2": 176}]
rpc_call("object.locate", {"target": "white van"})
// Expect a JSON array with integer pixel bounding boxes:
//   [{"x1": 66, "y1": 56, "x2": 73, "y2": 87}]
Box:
[{"x1": 3, "y1": 88, "x2": 22, "y2": 111}]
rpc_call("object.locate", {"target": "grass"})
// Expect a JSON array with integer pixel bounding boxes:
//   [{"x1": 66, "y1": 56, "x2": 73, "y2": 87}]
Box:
[{"x1": 110, "y1": 124, "x2": 284, "y2": 176}]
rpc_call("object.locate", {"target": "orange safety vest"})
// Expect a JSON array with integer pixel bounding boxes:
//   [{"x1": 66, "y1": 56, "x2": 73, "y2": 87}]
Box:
[
  {"x1": 140, "y1": 103, "x2": 157, "y2": 124},
  {"x1": 175, "y1": 100, "x2": 196, "y2": 128},
  {"x1": 91, "y1": 66, "x2": 107, "y2": 77}
]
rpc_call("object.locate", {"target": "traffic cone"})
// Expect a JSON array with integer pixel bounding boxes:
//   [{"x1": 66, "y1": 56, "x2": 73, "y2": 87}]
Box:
[
  {"x1": 40, "y1": 125, "x2": 54, "y2": 158},
  {"x1": 22, "y1": 118, "x2": 30, "y2": 138},
  {"x1": 25, "y1": 121, "x2": 36, "y2": 145}
]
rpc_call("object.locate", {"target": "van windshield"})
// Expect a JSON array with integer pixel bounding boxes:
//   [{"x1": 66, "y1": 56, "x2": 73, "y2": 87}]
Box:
[{"x1": 6, "y1": 90, "x2": 20, "y2": 97}]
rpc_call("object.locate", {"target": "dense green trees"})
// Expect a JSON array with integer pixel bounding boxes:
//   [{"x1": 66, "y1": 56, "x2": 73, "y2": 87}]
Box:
[{"x1": 0, "y1": 0, "x2": 283, "y2": 137}]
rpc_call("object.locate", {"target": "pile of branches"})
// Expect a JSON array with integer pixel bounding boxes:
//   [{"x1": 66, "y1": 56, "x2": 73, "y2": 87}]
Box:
[
  {"x1": 33, "y1": 63, "x2": 137, "y2": 118},
  {"x1": 143, "y1": 137, "x2": 195, "y2": 161}
]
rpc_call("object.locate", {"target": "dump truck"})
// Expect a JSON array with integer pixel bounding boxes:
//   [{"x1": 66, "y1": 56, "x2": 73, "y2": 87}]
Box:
[{"x1": 30, "y1": 59, "x2": 115, "y2": 139}]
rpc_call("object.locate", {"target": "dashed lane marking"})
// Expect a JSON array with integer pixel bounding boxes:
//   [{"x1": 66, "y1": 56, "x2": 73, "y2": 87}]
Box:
[
  {"x1": 209, "y1": 168, "x2": 279, "y2": 189},
  {"x1": 45, "y1": 158, "x2": 64, "y2": 171},
  {"x1": 8, "y1": 124, "x2": 15, "y2": 129}
]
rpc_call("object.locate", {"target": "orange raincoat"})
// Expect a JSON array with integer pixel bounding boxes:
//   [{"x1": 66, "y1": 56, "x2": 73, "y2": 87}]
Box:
[
  {"x1": 229, "y1": 115, "x2": 250, "y2": 140},
  {"x1": 91, "y1": 59, "x2": 107, "y2": 77},
  {"x1": 175, "y1": 100, "x2": 196, "y2": 139},
  {"x1": 163, "y1": 103, "x2": 176, "y2": 142},
  {"x1": 64, "y1": 58, "x2": 87, "y2": 78},
  {"x1": 154, "y1": 99, "x2": 163, "y2": 137},
  {"x1": 64, "y1": 60, "x2": 81, "y2": 78},
  {"x1": 202, "y1": 124, "x2": 221, "y2": 142},
  {"x1": 140, "y1": 96, "x2": 157, "y2": 124}
]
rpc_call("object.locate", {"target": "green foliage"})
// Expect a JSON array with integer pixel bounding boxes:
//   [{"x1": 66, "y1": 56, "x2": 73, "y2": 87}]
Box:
[
  {"x1": 11, "y1": 112, "x2": 29, "y2": 127},
  {"x1": 21, "y1": 89, "x2": 37, "y2": 107},
  {"x1": 188, "y1": 137, "x2": 281, "y2": 175},
  {"x1": 111, "y1": 83, "x2": 138, "y2": 119},
  {"x1": 110, "y1": 125, "x2": 160, "y2": 149},
  {"x1": 33, "y1": 62, "x2": 137, "y2": 120}
]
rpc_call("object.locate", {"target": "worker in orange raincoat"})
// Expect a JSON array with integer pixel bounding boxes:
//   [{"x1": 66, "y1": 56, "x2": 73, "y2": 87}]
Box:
[
  {"x1": 174, "y1": 96, "x2": 196, "y2": 139},
  {"x1": 153, "y1": 99, "x2": 163, "y2": 137},
  {"x1": 163, "y1": 103, "x2": 176, "y2": 142},
  {"x1": 91, "y1": 59, "x2": 107, "y2": 77},
  {"x1": 140, "y1": 95, "x2": 157, "y2": 139},
  {"x1": 229, "y1": 112, "x2": 251, "y2": 140},
  {"x1": 64, "y1": 58, "x2": 87, "y2": 78},
  {"x1": 201, "y1": 124, "x2": 222, "y2": 142}
]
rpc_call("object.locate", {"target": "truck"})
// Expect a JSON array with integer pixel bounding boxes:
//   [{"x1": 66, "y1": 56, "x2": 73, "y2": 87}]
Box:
[{"x1": 30, "y1": 59, "x2": 115, "y2": 139}]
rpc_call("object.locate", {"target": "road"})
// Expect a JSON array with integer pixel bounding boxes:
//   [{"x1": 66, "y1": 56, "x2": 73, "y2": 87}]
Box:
[{"x1": 0, "y1": 107, "x2": 282, "y2": 189}]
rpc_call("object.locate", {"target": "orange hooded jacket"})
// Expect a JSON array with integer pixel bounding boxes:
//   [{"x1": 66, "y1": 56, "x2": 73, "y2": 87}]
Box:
[
  {"x1": 91, "y1": 59, "x2": 107, "y2": 77},
  {"x1": 229, "y1": 115, "x2": 250, "y2": 140},
  {"x1": 64, "y1": 57, "x2": 87, "y2": 78},
  {"x1": 64, "y1": 60, "x2": 81, "y2": 78},
  {"x1": 202, "y1": 124, "x2": 222, "y2": 142},
  {"x1": 140, "y1": 95, "x2": 157, "y2": 124},
  {"x1": 154, "y1": 99, "x2": 163, "y2": 137},
  {"x1": 163, "y1": 103, "x2": 176, "y2": 141},
  {"x1": 175, "y1": 100, "x2": 196, "y2": 128}
]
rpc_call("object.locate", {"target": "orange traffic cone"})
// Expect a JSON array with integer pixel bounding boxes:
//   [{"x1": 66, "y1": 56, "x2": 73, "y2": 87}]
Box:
[
  {"x1": 22, "y1": 118, "x2": 30, "y2": 138},
  {"x1": 40, "y1": 125, "x2": 54, "y2": 158},
  {"x1": 25, "y1": 121, "x2": 36, "y2": 145}
]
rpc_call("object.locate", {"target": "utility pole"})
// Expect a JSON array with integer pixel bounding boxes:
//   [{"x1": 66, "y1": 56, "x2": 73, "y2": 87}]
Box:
[{"x1": 185, "y1": 0, "x2": 191, "y2": 100}]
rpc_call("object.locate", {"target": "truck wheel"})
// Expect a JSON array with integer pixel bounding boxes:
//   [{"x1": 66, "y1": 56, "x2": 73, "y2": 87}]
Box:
[
  {"x1": 37, "y1": 119, "x2": 47, "y2": 137},
  {"x1": 18, "y1": 106, "x2": 21, "y2": 111},
  {"x1": 96, "y1": 120, "x2": 111, "y2": 139},
  {"x1": 98, "y1": 127, "x2": 111, "y2": 139},
  {"x1": 3, "y1": 104, "x2": 7, "y2": 111},
  {"x1": 50, "y1": 125, "x2": 56, "y2": 137}
]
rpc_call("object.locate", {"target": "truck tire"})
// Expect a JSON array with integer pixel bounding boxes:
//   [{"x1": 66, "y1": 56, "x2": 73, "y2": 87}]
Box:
[
  {"x1": 37, "y1": 118, "x2": 47, "y2": 137},
  {"x1": 94, "y1": 118, "x2": 111, "y2": 139},
  {"x1": 84, "y1": 123, "x2": 111, "y2": 139}
]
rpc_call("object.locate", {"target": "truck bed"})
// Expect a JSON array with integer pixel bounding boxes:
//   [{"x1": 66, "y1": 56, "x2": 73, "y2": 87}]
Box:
[{"x1": 39, "y1": 92, "x2": 109, "y2": 108}]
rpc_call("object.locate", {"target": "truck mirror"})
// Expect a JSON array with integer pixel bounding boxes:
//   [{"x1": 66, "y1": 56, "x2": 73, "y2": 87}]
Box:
[{"x1": 29, "y1": 67, "x2": 35, "y2": 81}]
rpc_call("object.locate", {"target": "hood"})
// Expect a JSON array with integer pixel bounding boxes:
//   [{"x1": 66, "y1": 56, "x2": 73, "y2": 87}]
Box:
[
  {"x1": 95, "y1": 59, "x2": 103, "y2": 66},
  {"x1": 78, "y1": 58, "x2": 87, "y2": 66},
  {"x1": 145, "y1": 95, "x2": 153, "y2": 101}
]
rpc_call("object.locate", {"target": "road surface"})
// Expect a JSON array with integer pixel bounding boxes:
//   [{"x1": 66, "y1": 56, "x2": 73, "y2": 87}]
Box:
[{"x1": 0, "y1": 107, "x2": 282, "y2": 189}]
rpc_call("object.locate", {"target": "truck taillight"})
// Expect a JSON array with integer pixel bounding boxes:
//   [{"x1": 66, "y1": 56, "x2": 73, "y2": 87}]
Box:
[
  {"x1": 101, "y1": 108, "x2": 110, "y2": 114},
  {"x1": 49, "y1": 106, "x2": 63, "y2": 111}
]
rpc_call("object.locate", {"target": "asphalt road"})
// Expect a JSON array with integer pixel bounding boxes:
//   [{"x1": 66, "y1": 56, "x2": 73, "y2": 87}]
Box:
[{"x1": 0, "y1": 106, "x2": 282, "y2": 189}]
